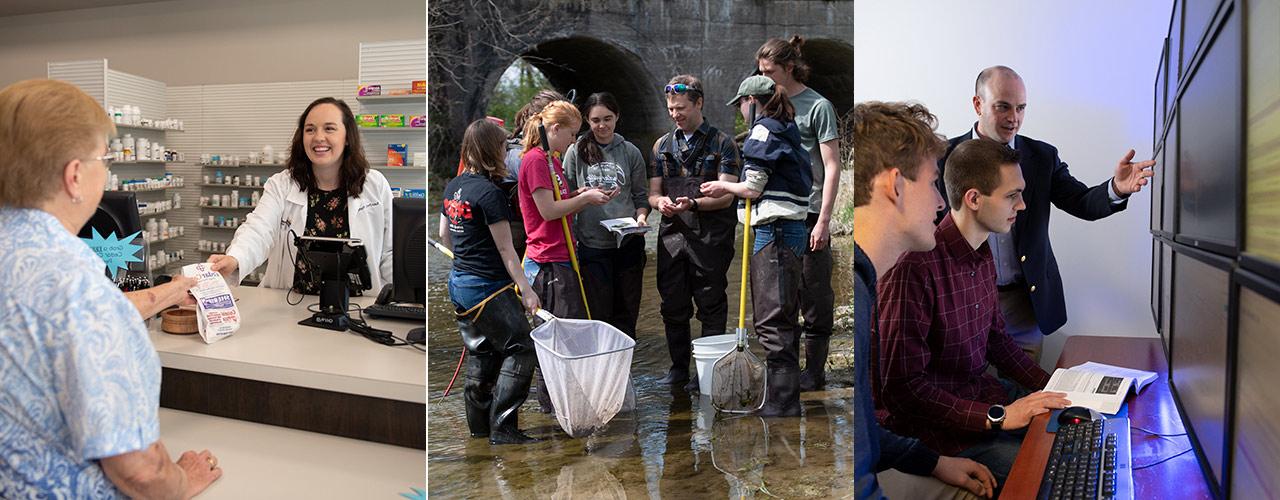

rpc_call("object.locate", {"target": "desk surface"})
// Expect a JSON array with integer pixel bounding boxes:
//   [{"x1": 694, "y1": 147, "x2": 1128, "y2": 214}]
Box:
[
  {"x1": 148, "y1": 286, "x2": 424, "y2": 403},
  {"x1": 1001, "y1": 336, "x2": 1213, "y2": 499},
  {"x1": 159, "y1": 408, "x2": 424, "y2": 499}
]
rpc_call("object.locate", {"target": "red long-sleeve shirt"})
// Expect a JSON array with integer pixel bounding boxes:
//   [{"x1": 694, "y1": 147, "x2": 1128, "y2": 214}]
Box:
[{"x1": 873, "y1": 213, "x2": 1051, "y2": 455}]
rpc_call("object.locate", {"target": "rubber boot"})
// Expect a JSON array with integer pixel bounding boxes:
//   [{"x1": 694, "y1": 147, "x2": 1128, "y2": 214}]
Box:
[
  {"x1": 683, "y1": 366, "x2": 701, "y2": 393},
  {"x1": 490, "y1": 350, "x2": 539, "y2": 445},
  {"x1": 758, "y1": 367, "x2": 802, "y2": 417},
  {"x1": 462, "y1": 353, "x2": 500, "y2": 437},
  {"x1": 658, "y1": 323, "x2": 692, "y2": 386},
  {"x1": 799, "y1": 337, "x2": 830, "y2": 392}
]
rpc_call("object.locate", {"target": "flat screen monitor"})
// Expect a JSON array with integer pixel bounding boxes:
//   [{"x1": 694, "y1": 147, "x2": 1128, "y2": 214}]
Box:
[
  {"x1": 1163, "y1": 110, "x2": 1179, "y2": 233},
  {"x1": 1177, "y1": 8, "x2": 1241, "y2": 254},
  {"x1": 391, "y1": 197, "x2": 426, "y2": 305},
  {"x1": 1161, "y1": 242, "x2": 1174, "y2": 356},
  {"x1": 1151, "y1": 239, "x2": 1161, "y2": 327},
  {"x1": 1151, "y1": 146, "x2": 1164, "y2": 233},
  {"x1": 1155, "y1": 37, "x2": 1168, "y2": 150},
  {"x1": 1231, "y1": 273, "x2": 1280, "y2": 498},
  {"x1": 1169, "y1": 0, "x2": 1183, "y2": 82},
  {"x1": 1182, "y1": 0, "x2": 1220, "y2": 73},
  {"x1": 1170, "y1": 248, "x2": 1232, "y2": 490},
  {"x1": 77, "y1": 191, "x2": 144, "y2": 278}
]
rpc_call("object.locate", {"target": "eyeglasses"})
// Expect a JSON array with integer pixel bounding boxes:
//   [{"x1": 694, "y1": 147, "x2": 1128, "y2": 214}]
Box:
[
  {"x1": 92, "y1": 154, "x2": 115, "y2": 167},
  {"x1": 664, "y1": 83, "x2": 702, "y2": 96}
]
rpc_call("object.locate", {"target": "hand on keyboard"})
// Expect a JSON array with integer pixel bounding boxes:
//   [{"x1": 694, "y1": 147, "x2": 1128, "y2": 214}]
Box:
[{"x1": 1004, "y1": 391, "x2": 1072, "y2": 430}]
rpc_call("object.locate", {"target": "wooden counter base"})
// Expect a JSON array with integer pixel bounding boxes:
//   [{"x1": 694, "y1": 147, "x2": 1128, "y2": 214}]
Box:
[{"x1": 160, "y1": 367, "x2": 425, "y2": 449}]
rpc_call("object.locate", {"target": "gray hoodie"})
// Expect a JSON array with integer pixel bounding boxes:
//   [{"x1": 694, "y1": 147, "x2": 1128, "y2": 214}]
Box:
[{"x1": 563, "y1": 133, "x2": 649, "y2": 249}]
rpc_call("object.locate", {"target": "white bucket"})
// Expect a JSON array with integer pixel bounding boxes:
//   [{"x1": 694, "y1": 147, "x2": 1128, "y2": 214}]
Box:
[{"x1": 691, "y1": 334, "x2": 738, "y2": 394}]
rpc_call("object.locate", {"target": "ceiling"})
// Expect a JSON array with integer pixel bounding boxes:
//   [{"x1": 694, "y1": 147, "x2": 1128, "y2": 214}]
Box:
[{"x1": 0, "y1": 0, "x2": 171, "y2": 18}]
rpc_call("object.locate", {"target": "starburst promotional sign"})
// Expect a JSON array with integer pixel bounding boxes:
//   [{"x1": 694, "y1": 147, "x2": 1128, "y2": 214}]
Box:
[{"x1": 81, "y1": 228, "x2": 144, "y2": 275}]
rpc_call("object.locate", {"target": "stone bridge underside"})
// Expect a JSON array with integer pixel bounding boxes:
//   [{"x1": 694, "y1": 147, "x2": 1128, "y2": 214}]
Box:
[{"x1": 429, "y1": 0, "x2": 853, "y2": 179}]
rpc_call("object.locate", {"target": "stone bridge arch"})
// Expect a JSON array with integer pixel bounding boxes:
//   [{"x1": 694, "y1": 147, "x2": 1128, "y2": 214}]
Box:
[{"x1": 429, "y1": 0, "x2": 854, "y2": 180}]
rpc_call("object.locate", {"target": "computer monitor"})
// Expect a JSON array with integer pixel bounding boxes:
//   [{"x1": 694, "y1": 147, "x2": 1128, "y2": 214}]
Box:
[
  {"x1": 1169, "y1": 247, "x2": 1232, "y2": 491},
  {"x1": 1163, "y1": 111, "x2": 1179, "y2": 234},
  {"x1": 77, "y1": 191, "x2": 144, "y2": 278},
  {"x1": 391, "y1": 197, "x2": 426, "y2": 305},
  {"x1": 1160, "y1": 242, "x2": 1174, "y2": 357},
  {"x1": 1231, "y1": 270, "x2": 1280, "y2": 498},
  {"x1": 1176, "y1": 8, "x2": 1241, "y2": 255},
  {"x1": 1151, "y1": 240, "x2": 1161, "y2": 327}
]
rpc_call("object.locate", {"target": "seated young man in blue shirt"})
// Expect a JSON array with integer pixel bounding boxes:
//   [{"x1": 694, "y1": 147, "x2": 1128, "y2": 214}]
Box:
[{"x1": 852, "y1": 101, "x2": 997, "y2": 499}]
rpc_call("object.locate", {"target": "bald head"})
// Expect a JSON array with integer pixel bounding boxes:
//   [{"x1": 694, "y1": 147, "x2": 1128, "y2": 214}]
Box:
[
  {"x1": 975, "y1": 66, "x2": 1023, "y2": 99},
  {"x1": 972, "y1": 66, "x2": 1027, "y2": 144}
]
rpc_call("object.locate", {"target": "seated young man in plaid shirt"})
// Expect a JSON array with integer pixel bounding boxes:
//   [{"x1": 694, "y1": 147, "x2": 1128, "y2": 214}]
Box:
[{"x1": 872, "y1": 138, "x2": 1071, "y2": 488}]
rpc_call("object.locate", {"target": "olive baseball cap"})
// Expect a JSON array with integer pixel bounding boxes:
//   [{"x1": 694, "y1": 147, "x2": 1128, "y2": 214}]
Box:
[{"x1": 727, "y1": 75, "x2": 776, "y2": 106}]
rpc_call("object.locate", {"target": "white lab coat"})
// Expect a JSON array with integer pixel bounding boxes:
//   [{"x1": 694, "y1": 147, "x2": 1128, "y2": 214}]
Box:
[{"x1": 226, "y1": 169, "x2": 394, "y2": 292}]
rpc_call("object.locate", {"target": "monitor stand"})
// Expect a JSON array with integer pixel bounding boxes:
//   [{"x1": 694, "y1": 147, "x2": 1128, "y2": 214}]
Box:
[{"x1": 299, "y1": 278, "x2": 350, "y2": 331}]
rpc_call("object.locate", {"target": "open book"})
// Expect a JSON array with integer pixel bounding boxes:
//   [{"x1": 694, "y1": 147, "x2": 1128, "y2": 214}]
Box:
[
  {"x1": 1044, "y1": 361, "x2": 1158, "y2": 415},
  {"x1": 599, "y1": 217, "x2": 652, "y2": 236}
]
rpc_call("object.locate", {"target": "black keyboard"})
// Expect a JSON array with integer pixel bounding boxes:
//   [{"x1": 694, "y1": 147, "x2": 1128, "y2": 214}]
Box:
[
  {"x1": 1037, "y1": 417, "x2": 1133, "y2": 500},
  {"x1": 364, "y1": 303, "x2": 424, "y2": 321}
]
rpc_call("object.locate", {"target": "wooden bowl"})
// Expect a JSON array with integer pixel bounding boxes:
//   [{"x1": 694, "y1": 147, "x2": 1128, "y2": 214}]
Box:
[{"x1": 161, "y1": 308, "x2": 199, "y2": 335}]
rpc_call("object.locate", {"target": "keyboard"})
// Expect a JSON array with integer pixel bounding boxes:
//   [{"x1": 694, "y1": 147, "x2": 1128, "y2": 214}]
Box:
[
  {"x1": 364, "y1": 303, "x2": 424, "y2": 321},
  {"x1": 1037, "y1": 417, "x2": 1133, "y2": 500}
]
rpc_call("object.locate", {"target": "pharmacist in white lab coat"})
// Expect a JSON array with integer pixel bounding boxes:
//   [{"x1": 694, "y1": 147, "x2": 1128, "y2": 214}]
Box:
[{"x1": 208, "y1": 97, "x2": 394, "y2": 293}]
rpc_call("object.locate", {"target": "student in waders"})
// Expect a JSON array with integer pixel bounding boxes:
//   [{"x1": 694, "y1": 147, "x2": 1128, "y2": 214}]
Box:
[
  {"x1": 757, "y1": 36, "x2": 843, "y2": 391},
  {"x1": 563, "y1": 92, "x2": 650, "y2": 338},
  {"x1": 517, "y1": 100, "x2": 615, "y2": 413},
  {"x1": 440, "y1": 119, "x2": 543, "y2": 444},
  {"x1": 701, "y1": 75, "x2": 811, "y2": 417},
  {"x1": 648, "y1": 75, "x2": 742, "y2": 391}
]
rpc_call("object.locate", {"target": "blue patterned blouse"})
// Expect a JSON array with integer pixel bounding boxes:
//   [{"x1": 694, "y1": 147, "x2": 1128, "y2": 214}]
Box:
[{"x1": 0, "y1": 208, "x2": 160, "y2": 498}]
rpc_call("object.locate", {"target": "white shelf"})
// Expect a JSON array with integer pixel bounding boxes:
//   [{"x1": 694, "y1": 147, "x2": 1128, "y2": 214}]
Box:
[
  {"x1": 200, "y1": 224, "x2": 242, "y2": 230},
  {"x1": 138, "y1": 207, "x2": 175, "y2": 217},
  {"x1": 200, "y1": 205, "x2": 258, "y2": 210},
  {"x1": 113, "y1": 186, "x2": 172, "y2": 193},
  {"x1": 370, "y1": 164, "x2": 426, "y2": 171},
  {"x1": 354, "y1": 94, "x2": 424, "y2": 104},
  {"x1": 145, "y1": 234, "x2": 185, "y2": 245},
  {"x1": 201, "y1": 184, "x2": 264, "y2": 190},
  {"x1": 201, "y1": 163, "x2": 286, "y2": 168},
  {"x1": 113, "y1": 160, "x2": 172, "y2": 165},
  {"x1": 114, "y1": 123, "x2": 184, "y2": 133}
]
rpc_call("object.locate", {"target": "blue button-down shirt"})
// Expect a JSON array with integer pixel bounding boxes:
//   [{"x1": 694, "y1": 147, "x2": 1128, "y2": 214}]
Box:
[{"x1": 0, "y1": 208, "x2": 160, "y2": 499}]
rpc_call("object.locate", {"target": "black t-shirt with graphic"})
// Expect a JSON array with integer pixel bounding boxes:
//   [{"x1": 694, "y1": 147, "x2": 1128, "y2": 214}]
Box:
[
  {"x1": 442, "y1": 173, "x2": 510, "y2": 281},
  {"x1": 294, "y1": 188, "x2": 350, "y2": 294}
]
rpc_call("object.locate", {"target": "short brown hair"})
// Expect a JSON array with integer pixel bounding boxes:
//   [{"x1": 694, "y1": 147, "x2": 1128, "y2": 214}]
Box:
[
  {"x1": 460, "y1": 119, "x2": 508, "y2": 181},
  {"x1": 852, "y1": 101, "x2": 947, "y2": 207},
  {"x1": 756, "y1": 36, "x2": 810, "y2": 83},
  {"x1": 665, "y1": 74, "x2": 704, "y2": 105},
  {"x1": 943, "y1": 138, "x2": 1021, "y2": 208},
  {"x1": 0, "y1": 79, "x2": 115, "y2": 208},
  {"x1": 287, "y1": 97, "x2": 370, "y2": 197}
]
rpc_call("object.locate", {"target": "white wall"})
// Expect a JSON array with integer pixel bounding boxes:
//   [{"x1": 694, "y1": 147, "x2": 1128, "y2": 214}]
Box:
[
  {"x1": 0, "y1": 0, "x2": 423, "y2": 88},
  {"x1": 854, "y1": 0, "x2": 1167, "y2": 369}
]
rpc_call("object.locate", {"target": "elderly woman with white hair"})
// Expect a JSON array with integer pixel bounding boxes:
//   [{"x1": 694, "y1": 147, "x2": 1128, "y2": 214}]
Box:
[{"x1": 0, "y1": 79, "x2": 222, "y2": 498}]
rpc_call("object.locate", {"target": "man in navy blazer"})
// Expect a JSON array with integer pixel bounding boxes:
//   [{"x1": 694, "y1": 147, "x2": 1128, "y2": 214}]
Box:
[{"x1": 935, "y1": 66, "x2": 1155, "y2": 362}]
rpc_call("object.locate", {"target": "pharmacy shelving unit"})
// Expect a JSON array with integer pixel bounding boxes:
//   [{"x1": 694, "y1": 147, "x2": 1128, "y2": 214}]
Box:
[
  {"x1": 112, "y1": 123, "x2": 187, "y2": 278},
  {"x1": 49, "y1": 58, "x2": 192, "y2": 283},
  {"x1": 198, "y1": 162, "x2": 281, "y2": 284},
  {"x1": 356, "y1": 39, "x2": 426, "y2": 191}
]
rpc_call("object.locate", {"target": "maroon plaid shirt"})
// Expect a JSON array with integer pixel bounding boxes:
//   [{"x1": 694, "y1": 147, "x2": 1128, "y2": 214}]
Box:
[{"x1": 872, "y1": 213, "x2": 1051, "y2": 455}]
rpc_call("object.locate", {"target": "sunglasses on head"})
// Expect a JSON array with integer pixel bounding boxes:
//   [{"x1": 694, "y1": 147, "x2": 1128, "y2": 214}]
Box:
[{"x1": 664, "y1": 84, "x2": 702, "y2": 96}]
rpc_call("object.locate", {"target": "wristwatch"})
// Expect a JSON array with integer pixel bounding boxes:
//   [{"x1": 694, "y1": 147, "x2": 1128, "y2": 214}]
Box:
[
  {"x1": 690, "y1": 198, "x2": 700, "y2": 212},
  {"x1": 987, "y1": 404, "x2": 1006, "y2": 431}
]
